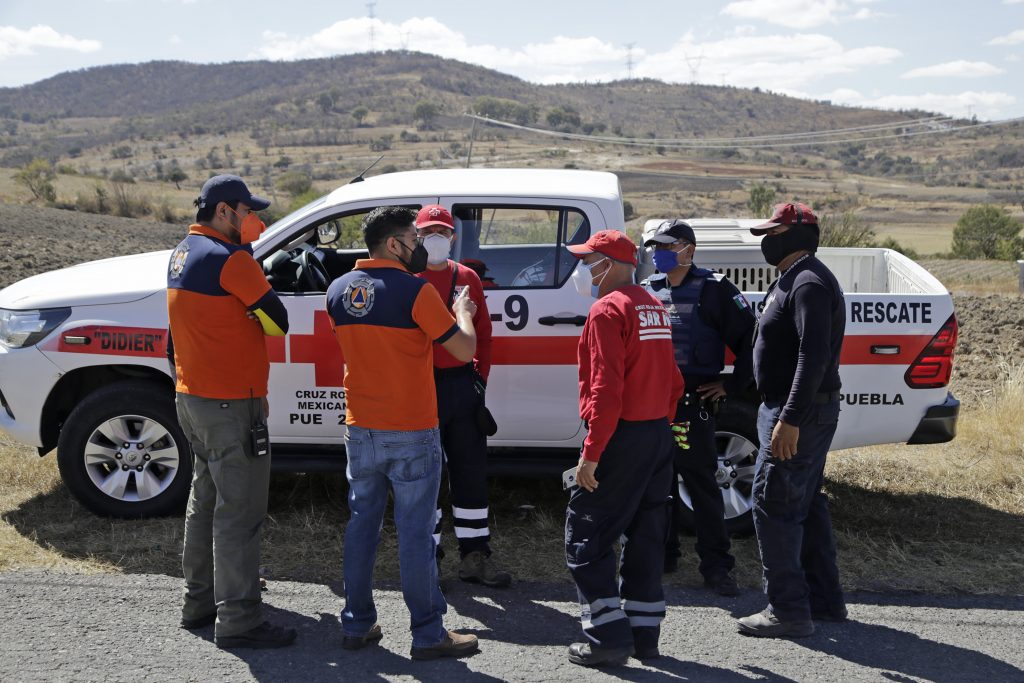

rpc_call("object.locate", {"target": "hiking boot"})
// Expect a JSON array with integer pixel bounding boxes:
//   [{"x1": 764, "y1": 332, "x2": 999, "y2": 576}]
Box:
[
  {"x1": 215, "y1": 621, "x2": 297, "y2": 649},
  {"x1": 458, "y1": 551, "x2": 512, "y2": 588},
  {"x1": 410, "y1": 631, "x2": 480, "y2": 660},
  {"x1": 567, "y1": 642, "x2": 632, "y2": 667},
  {"x1": 737, "y1": 609, "x2": 814, "y2": 638},
  {"x1": 704, "y1": 572, "x2": 741, "y2": 597},
  {"x1": 632, "y1": 645, "x2": 660, "y2": 661},
  {"x1": 180, "y1": 612, "x2": 216, "y2": 630},
  {"x1": 342, "y1": 623, "x2": 383, "y2": 651}
]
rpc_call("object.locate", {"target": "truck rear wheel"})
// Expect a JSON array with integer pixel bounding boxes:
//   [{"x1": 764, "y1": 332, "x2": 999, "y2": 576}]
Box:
[
  {"x1": 676, "y1": 400, "x2": 759, "y2": 537},
  {"x1": 56, "y1": 381, "x2": 191, "y2": 518}
]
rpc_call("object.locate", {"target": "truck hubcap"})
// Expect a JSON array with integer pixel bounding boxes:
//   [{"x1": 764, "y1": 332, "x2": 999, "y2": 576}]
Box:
[{"x1": 83, "y1": 415, "x2": 181, "y2": 502}]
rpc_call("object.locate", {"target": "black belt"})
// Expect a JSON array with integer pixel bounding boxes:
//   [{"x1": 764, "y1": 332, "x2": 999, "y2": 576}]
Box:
[
  {"x1": 434, "y1": 363, "x2": 473, "y2": 379},
  {"x1": 762, "y1": 391, "x2": 840, "y2": 405}
]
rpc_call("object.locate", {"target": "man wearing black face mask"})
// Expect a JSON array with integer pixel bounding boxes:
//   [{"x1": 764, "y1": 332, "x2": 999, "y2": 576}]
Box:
[
  {"x1": 738, "y1": 202, "x2": 847, "y2": 639},
  {"x1": 325, "y1": 206, "x2": 482, "y2": 660}
]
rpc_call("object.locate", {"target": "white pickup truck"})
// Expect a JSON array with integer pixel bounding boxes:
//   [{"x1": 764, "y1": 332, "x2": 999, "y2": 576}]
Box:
[{"x1": 0, "y1": 169, "x2": 959, "y2": 532}]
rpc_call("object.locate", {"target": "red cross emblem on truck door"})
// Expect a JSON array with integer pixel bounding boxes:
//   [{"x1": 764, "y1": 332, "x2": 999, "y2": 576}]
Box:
[{"x1": 287, "y1": 310, "x2": 344, "y2": 387}]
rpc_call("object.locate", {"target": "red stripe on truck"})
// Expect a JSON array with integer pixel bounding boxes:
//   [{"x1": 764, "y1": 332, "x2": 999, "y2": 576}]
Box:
[{"x1": 492, "y1": 334, "x2": 933, "y2": 366}]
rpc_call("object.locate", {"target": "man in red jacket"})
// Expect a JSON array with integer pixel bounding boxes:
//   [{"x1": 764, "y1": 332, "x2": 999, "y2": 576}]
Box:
[
  {"x1": 415, "y1": 204, "x2": 511, "y2": 588},
  {"x1": 564, "y1": 230, "x2": 684, "y2": 667}
]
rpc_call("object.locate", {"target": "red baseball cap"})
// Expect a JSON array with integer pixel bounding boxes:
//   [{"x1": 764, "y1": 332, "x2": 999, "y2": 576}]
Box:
[
  {"x1": 416, "y1": 204, "x2": 455, "y2": 231},
  {"x1": 750, "y1": 202, "x2": 819, "y2": 235},
  {"x1": 567, "y1": 230, "x2": 638, "y2": 266}
]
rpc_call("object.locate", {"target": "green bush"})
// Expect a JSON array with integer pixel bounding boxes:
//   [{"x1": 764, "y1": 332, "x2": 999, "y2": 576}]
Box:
[
  {"x1": 818, "y1": 211, "x2": 876, "y2": 248},
  {"x1": 15, "y1": 158, "x2": 57, "y2": 203},
  {"x1": 747, "y1": 183, "x2": 775, "y2": 218},
  {"x1": 951, "y1": 205, "x2": 1023, "y2": 260}
]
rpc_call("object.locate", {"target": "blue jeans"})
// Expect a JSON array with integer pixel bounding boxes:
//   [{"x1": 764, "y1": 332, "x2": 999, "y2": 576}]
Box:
[
  {"x1": 752, "y1": 400, "x2": 844, "y2": 622},
  {"x1": 341, "y1": 425, "x2": 448, "y2": 648}
]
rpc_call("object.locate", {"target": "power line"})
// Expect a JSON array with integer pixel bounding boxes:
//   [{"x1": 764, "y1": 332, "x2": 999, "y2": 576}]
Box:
[
  {"x1": 466, "y1": 113, "x2": 1024, "y2": 150},
  {"x1": 366, "y1": 2, "x2": 377, "y2": 52}
]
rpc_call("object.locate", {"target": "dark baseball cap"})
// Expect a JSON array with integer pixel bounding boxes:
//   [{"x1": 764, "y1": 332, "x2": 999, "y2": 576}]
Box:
[
  {"x1": 644, "y1": 219, "x2": 696, "y2": 247},
  {"x1": 197, "y1": 174, "x2": 270, "y2": 211},
  {"x1": 750, "y1": 202, "x2": 818, "y2": 236},
  {"x1": 567, "y1": 230, "x2": 638, "y2": 266}
]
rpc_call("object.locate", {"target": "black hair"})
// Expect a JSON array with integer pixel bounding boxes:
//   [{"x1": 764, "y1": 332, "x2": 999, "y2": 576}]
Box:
[
  {"x1": 194, "y1": 198, "x2": 239, "y2": 224},
  {"x1": 363, "y1": 206, "x2": 417, "y2": 253}
]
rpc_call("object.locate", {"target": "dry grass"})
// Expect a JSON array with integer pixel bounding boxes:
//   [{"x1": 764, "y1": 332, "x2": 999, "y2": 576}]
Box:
[{"x1": 2, "y1": 365, "x2": 1022, "y2": 594}]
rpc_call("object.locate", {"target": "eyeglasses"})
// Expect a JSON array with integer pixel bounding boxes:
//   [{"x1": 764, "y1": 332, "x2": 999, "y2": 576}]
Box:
[
  {"x1": 651, "y1": 241, "x2": 691, "y2": 251},
  {"x1": 416, "y1": 226, "x2": 454, "y2": 238}
]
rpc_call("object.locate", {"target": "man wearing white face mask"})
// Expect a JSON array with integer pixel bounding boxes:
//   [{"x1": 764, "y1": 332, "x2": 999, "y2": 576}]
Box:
[
  {"x1": 563, "y1": 230, "x2": 683, "y2": 667},
  {"x1": 414, "y1": 204, "x2": 511, "y2": 589}
]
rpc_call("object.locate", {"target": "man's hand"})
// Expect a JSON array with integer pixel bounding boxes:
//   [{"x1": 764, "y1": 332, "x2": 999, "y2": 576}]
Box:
[
  {"x1": 262, "y1": 396, "x2": 270, "y2": 419},
  {"x1": 770, "y1": 420, "x2": 799, "y2": 460},
  {"x1": 576, "y1": 457, "x2": 599, "y2": 492},
  {"x1": 452, "y1": 286, "x2": 477, "y2": 319},
  {"x1": 696, "y1": 380, "x2": 727, "y2": 401}
]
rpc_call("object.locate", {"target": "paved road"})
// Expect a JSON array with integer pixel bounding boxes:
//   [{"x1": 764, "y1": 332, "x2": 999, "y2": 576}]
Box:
[{"x1": 1, "y1": 571, "x2": 1022, "y2": 682}]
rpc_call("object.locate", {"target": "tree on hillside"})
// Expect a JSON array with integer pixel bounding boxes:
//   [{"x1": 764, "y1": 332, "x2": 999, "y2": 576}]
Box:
[
  {"x1": 351, "y1": 106, "x2": 369, "y2": 127},
  {"x1": 413, "y1": 100, "x2": 440, "y2": 130},
  {"x1": 277, "y1": 170, "x2": 312, "y2": 197},
  {"x1": 818, "y1": 211, "x2": 876, "y2": 248},
  {"x1": 15, "y1": 158, "x2": 57, "y2": 203},
  {"x1": 167, "y1": 165, "x2": 188, "y2": 190},
  {"x1": 747, "y1": 183, "x2": 776, "y2": 218},
  {"x1": 317, "y1": 93, "x2": 335, "y2": 115},
  {"x1": 951, "y1": 205, "x2": 1024, "y2": 260}
]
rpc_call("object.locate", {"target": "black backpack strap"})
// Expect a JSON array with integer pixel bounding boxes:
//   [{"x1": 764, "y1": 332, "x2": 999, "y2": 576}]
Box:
[{"x1": 446, "y1": 262, "x2": 459, "y2": 308}]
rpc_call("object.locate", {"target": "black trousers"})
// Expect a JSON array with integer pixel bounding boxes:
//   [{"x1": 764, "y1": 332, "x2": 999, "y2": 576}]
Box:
[
  {"x1": 666, "y1": 394, "x2": 735, "y2": 580},
  {"x1": 753, "y1": 399, "x2": 844, "y2": 622},
  {"x1": 434, "y1": 365, "x2": 491, "y2": 558},
  {"x1": 565, "y1": 418, "x2": 673, "y2": 651}
]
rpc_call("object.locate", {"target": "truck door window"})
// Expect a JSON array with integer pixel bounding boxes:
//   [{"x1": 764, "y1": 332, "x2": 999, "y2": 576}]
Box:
[{"x1": 452, "y1": 205, "x2": 589, "y2": 288}]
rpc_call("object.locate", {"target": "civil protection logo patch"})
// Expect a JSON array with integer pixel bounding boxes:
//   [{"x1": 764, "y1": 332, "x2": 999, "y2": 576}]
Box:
[
  {"x1": 168, "y1": 244, "x2": 189, "y2": 279},
  {"x1": 343, "y1": 277, "x2": 375, "y2": 317}
]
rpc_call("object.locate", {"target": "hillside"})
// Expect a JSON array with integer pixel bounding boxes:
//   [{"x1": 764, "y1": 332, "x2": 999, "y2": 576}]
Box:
[{"x1": 0, "y1": 51, "x2": 1021, "y2": 256}]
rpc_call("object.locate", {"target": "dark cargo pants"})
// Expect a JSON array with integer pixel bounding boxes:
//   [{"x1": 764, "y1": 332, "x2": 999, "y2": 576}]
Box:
[
  {"x1": 752, "y1": 399, "x2": 844, "y2": 622},
  {"x1": 565, "y1": 418, "x2": 673, "y2": 652},
  {"x1": 176, "y1": 393, "x2": 270, "y2": 638},
  {"x1": 666, "y1": 394, "x2": 735, "y2": 580}
]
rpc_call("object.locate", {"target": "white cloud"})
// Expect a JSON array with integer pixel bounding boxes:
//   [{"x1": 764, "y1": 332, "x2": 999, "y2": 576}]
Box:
[
  {"x1": 821, "y1": 88, "x2": 1017, "y2": 119},
  {"x1": 253, "y1": 18, "x2": 628, "y2": 83},
  {"x1": 989, "y1": 29, "x2": 1024, "y2": 45},
  {"x1": 1004, "y1": 0, "x2": 1024, "y2": 5},
  {"x1": 169, "y1": 34, "x2": 182, "y2": 45},
  {"x1": 252, "y1": 18, "x2": 901, "y2": 92},
  {"x1": 720, "y1": 0, "x2": 880, "y2": 29},
  {"x1": 902, "y1": 60, "x2": 1004, "y2": 79},
  {"x1": 637, "y1": 32, "x2": 901, "y2": 91},
  {"x1": 0, "y1": 25, "x2": 101, "y2": 60}
]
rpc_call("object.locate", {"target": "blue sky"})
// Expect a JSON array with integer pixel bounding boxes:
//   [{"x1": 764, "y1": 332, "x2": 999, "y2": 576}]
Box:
[{"x1": 2, "y1": 0, "x2": 1023, "y2": 120}]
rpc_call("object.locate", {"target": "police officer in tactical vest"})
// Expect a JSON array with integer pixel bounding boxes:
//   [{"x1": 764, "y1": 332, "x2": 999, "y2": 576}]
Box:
[{"x1": 642, "y1": 219, "x2": 756, "y2": 596}]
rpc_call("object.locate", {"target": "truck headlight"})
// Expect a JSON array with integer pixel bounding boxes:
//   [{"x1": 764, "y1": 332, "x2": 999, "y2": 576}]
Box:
[{"x1": 0, "y1": 308, "x2": 71, "y2": 348}]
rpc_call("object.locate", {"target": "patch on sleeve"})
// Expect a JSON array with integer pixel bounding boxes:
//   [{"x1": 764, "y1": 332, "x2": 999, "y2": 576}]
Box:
[{"x1": 732, "y1": 293, "x2": 750, "y2": 310}]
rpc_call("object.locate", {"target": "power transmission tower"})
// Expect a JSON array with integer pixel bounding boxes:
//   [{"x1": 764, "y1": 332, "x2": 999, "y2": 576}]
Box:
[
  {"x1": 401, "y1": 30, "x2": 410, "y2": 52},
  {"x1": 682, "y1": 49, "x2": 704, "y2": 83},
  {"x1": 367, "y1": 2, "x2": 377, "y2": 52},
  {"x1": 625, "y1": 42, "x2": 636, "y2": 80}
]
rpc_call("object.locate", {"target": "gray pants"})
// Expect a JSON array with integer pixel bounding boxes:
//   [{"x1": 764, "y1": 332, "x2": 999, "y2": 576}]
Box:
[{"x1": 176, "y1": 393, "x2": 270, "y2": 637}]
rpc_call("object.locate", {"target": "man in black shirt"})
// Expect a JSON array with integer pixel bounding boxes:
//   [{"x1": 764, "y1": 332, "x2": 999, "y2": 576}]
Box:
[
  {"x1": 738, "y1": 203, "x2": 847, "y2": 639},
  {"x1": 642, "y1": 220, "x2": 756, "y2": 596}
]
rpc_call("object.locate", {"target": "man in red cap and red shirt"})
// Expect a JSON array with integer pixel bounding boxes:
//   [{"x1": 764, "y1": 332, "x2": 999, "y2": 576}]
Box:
[
  {"x1": 563, "y1": 229, "x2": 684, "y2": 667},
  {"x1": 414, "y1": 204, "x2": 511, "y2": 588}
]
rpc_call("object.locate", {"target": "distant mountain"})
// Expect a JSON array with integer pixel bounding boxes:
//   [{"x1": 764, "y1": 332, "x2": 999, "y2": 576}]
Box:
[{"x1": 0, "y1": 51, "x2": 927, "y2": 139}]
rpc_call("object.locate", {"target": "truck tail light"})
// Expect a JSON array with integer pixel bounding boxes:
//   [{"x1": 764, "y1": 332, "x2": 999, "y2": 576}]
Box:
[{"x1": 904, "y1": 314, "x2": 958, "y2": 389}]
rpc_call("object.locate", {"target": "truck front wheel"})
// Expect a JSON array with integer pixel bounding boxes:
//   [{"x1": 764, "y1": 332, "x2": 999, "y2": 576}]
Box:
[
  {"x1": 675, "y1": 401, "x2": 759, "y2": 537},
  {"x1": 56, "y1": 381, "x2": 192, "y2": 518}
]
